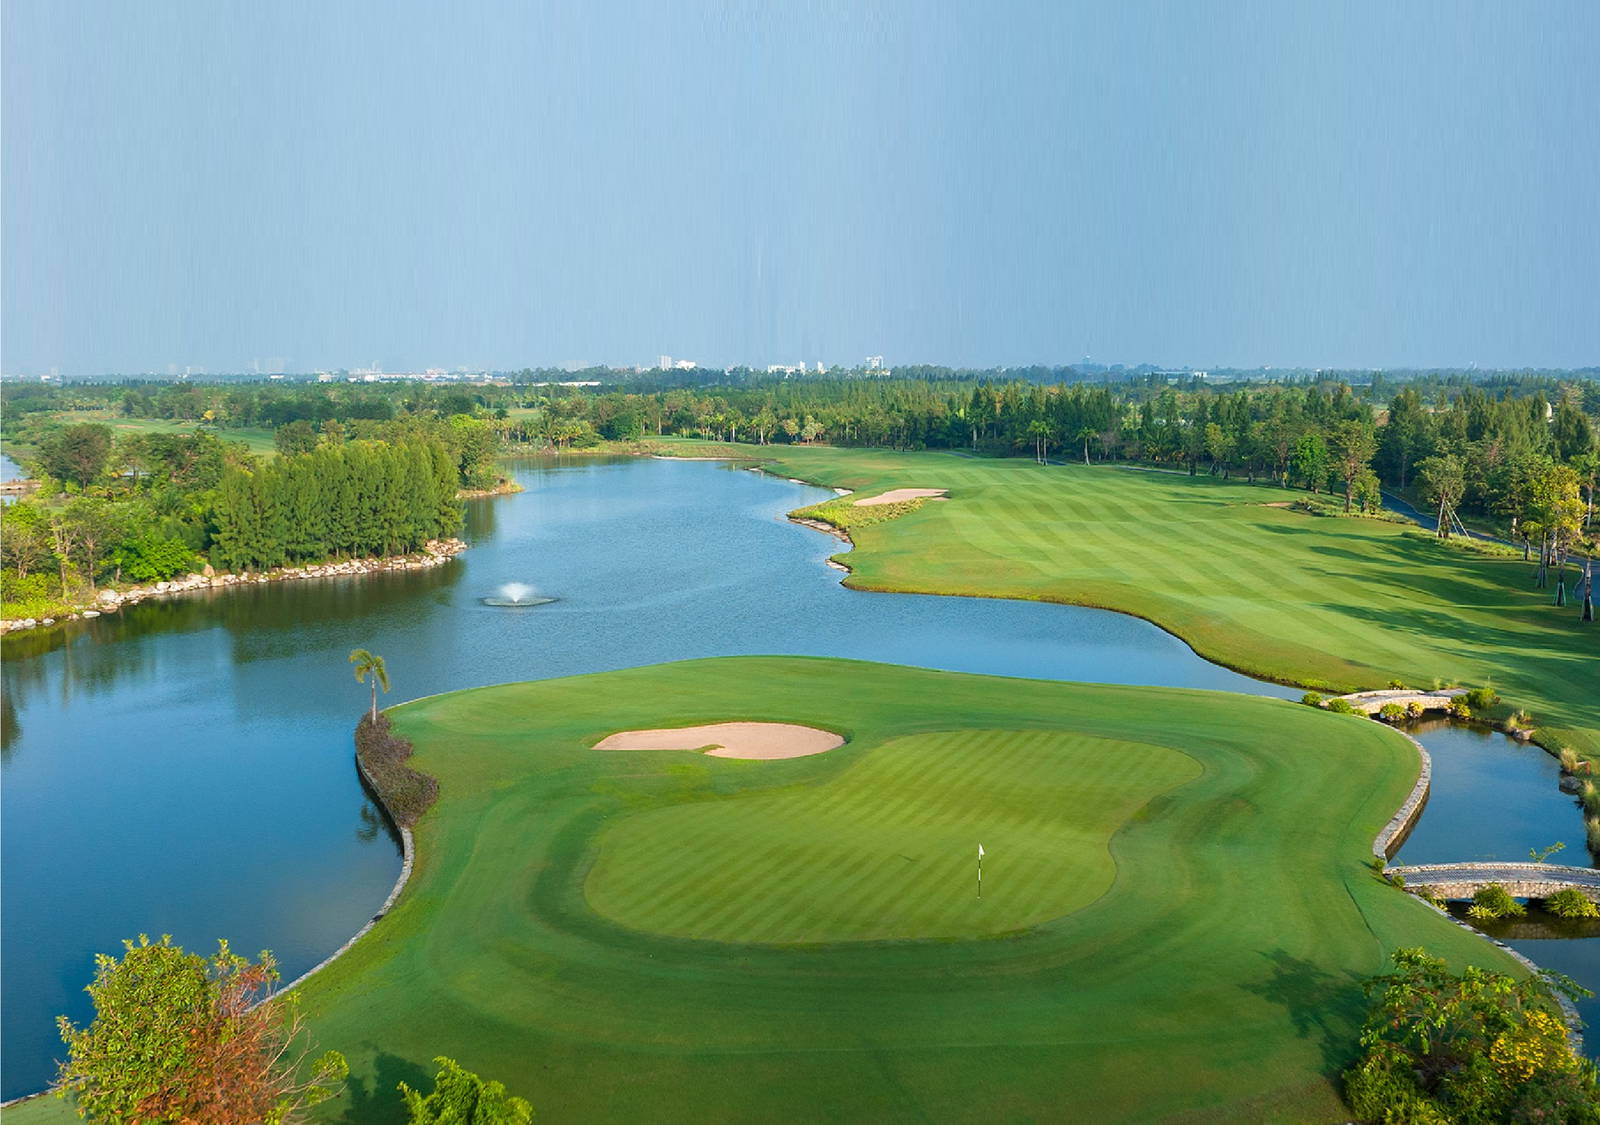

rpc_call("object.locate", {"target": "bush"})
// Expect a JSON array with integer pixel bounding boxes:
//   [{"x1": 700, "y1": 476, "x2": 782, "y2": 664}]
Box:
[
  {"x1": 1446, "y1": 698, "x2": 1473, "y2": 720},
  {"x1": 402, "y1": 1057, "x2": 533, "y2": 1124},
  {"x1": 1559, "y1": 747, "x2": 1590, "y2": 776},
  {"x1": 1582, "y1": 781, "x2": 1600, "y2": 816},
  {"x1": 1344, "y1": 948, "x2": 1597, "y2": 1124},
  {"x1": 1300, "y1": 692, "x2": 1324, "y2": 707},
  {"x1": 1379, "y1": 703, "x2": 1407, "y2": 723},
  {"x1": 1464, "y1": 686, "x2": 1501, "y2": 711},
  {"x1": 1326, "y1": 698, "x2": 1356, "y2": 715},
  {"x1": 1471, "y1": 883, "x2": 1526, "y2": 919},
  {"x1": 1406, "y1": 700, "x2": 1426, "y2": 719},
  {"x1": 1386, "y1": 679, "x2": 1408, "y2": 690},
  {"x1": 1545, "y1": 889, "x2": 1600, "y2": 920},
  {"x1": 355, "y1": 713, "x2": 439, "y2": 829}
]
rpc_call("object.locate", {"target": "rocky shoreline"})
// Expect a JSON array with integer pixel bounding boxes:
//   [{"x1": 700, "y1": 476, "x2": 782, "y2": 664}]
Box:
[{"x1": 0, "y1": 538, "x2": 468, "y2": 636}]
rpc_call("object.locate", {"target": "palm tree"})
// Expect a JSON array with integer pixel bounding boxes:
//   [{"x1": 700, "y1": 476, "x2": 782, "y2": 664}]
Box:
[
  {"x1": 349, "y1": 648, "x2": 389, "y2": 723},
  {"x1": 1077, "y1": 427, "x2": 1097, "y2": 466}
]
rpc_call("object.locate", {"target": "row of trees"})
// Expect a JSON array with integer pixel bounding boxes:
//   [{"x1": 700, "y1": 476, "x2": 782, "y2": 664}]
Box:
[
  {"x1": 1, "y1": 417, "x2": 483, "y2": 613},
  {"x1": 211, "y1": 437, "x2": 462, "y2": 572}
]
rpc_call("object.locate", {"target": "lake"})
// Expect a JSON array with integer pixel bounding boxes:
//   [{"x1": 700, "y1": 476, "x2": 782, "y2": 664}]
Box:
[{"x1": 2, "y1": 454, "x2": 1592, "y2": 1097}]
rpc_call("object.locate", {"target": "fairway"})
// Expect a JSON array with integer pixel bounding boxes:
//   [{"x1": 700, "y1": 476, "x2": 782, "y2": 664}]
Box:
[
  {"x1": 589, "y1": 729, "x2": 1199, "y2": 943},
  {"x1": 753, "y1": 444, "x2": 1600, "y2": 758}
]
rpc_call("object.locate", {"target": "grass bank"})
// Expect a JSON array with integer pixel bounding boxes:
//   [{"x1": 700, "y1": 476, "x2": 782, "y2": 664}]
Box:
[
  {"x1": 10, "y1": 657, "x2": 1520, "y2": 1123},
  {"x1": 736, "y1": 444, "x2": 1599, "y2": 759}
]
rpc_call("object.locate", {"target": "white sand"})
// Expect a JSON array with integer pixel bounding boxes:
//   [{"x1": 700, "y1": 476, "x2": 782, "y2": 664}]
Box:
[
  {"x1": 852, "y1": 488, "x2": 947, "y2": 506},
  {"x1": 593, "y1": 721, "x2": 845, "y2": 760}
]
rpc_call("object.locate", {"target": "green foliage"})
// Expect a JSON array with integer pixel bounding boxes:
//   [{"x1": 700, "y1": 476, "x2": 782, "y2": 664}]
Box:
[
  {"x1": 55, "y1": 934, "x2": 347, "y2": 1123},
  {"x1": 1530, "y1": 842, "x2": 1567, "y2": 864},
  {"x1": 1300, "y1": 692, "x2": 1324, "y2": 707},
  {"x1": 789, "y1": 495, "x2": 931, "y2": 532},
  {"x1": 1471, "y1": 883, "x2": 1526, "y2": 919},
  {"x1": 1446, "y1": 697, "x2": 1473, "y2": 720},
  {"x1": 111, "y1": 534, "x2": 198, "y2": 583},
  {"x1": 400, "y1": 1057, "x2": 534, "y2": 1124},
  {"x1": 1545, "y1": 889, "x2": 1600, "y2": 920},
  {"x1": 1464, "y1": 686, "x2": 1501, "y2": 711},
  {"x1": 38, "y1": 423, "x2": 113, "y2": 487},
  {"x1": 212, "y1": 438, "x2": 461, "y2": 572},
  {"x1": 1386, "y1": 679, "x2": 1408, "y2": 689},
  {"x1": 1325, "y1": 698, "x2": 1356, "y2": 714},
  {"x1": 1379, "y1": 703, "x2": 1407, "y2": 723},
  {"x1": 1344, "y1": 947, "x2": 1598, "y2": 1125},
  {"x1": 1406, "y1": 701, "x2": 1426, "y2": 719}
]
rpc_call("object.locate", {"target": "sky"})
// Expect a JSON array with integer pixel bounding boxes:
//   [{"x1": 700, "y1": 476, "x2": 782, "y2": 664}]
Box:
[{"x1": 3, "y1": 1, "x2": 1597, "y2": 375}]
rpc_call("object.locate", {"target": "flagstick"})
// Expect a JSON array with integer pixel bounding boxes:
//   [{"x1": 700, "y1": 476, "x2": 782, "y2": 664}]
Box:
[{"x1": 977, "y1": 844, "x2": 984, "y2": 900}]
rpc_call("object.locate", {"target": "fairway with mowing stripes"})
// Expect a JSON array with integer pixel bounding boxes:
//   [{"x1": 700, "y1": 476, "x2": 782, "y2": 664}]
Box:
[{"x1": 756, "y1": 444, "x2": 1600, "y2": 757}]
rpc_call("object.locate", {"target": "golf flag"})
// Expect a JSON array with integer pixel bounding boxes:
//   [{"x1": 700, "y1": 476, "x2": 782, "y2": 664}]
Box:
[
  {"x1": 978, "y1": 844, "x2": 985, "y2": 858},
  {"x1": 977, "y1": 844, "x2": 985, "y2": 899}
]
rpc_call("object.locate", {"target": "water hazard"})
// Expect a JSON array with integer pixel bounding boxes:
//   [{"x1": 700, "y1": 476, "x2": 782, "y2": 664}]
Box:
[{"x1": 2, "y1": 455, "x2": 1593, "y2": 1096}]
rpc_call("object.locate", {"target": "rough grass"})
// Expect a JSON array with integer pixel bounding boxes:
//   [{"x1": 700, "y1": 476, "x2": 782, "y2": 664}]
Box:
[
  {"x1": 744, "y1": 446, "x2": 1600, "y2": 758},
  {"x1": 788, "y1": 494, "x2": 928, "y2": 532},
  {"x1": 40, "y1": 412, "x2": 280, "y2": 458},
  {"x1": 355, "y1": 713, "x2": 438, "y2": 828}
]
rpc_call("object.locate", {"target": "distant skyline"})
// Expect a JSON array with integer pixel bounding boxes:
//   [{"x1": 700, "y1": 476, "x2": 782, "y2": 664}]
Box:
[{"x1": 4, "y1": 2, "x2": 1597, "y2": 376}]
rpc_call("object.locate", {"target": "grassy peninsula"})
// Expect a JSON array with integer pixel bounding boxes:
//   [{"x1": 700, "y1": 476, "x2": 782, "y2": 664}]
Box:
[{"x1": 743, "y1": 443, "x2": 1599, "y2": 758}]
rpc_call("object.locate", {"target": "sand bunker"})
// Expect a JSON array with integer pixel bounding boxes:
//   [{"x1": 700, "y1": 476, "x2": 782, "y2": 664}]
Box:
[
  {"x1": 593, "y1": 722, "x2": 844, "y2": 760},
  {"x1": 852, "y1": 488, "x2": 947, "y2": 506}
]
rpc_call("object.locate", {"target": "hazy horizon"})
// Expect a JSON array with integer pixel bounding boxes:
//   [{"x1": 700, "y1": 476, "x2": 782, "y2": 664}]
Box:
[{"x1": 4, "y1": 2, "x2": 1597, "y2": 376}]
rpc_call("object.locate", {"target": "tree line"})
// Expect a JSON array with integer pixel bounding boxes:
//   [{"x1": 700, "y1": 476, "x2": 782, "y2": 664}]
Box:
[{"x1": 0, "y1": 414, "x2": 492, "y2": 616}]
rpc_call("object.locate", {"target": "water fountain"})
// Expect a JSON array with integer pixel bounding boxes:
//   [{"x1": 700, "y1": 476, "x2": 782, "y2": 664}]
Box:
[{"x1": 482, "y1": 581, "x2": 557, "y2": 607}]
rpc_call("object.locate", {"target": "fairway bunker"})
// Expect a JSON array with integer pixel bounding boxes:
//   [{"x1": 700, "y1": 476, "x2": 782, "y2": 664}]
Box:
[
  {"x1": 593, "y1": 721, "x2": 844, "y2": 760},
  {"x1": 852, "y1": 487, "x2": 948, "y2": 506}
]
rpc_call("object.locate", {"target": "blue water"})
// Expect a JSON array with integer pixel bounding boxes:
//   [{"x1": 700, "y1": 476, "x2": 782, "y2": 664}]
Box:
[{"x1": 1, "y1": 455, "x2": 1591, "y2": 1096}]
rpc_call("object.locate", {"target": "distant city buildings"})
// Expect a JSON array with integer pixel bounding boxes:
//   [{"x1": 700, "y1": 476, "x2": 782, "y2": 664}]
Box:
[
  {"x1": 657, "y1": 356, "x2": 699, "y2": 370},
  {"x1": 865, "y1": 355, "x2": 891, "y2": 376}
]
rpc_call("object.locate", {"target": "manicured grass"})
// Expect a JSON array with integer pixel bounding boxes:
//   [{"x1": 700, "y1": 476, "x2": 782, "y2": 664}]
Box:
[
  {"x1": 744, "y1": 445, "x2": 1600, "y2": 758},
  {"x1": 589, "y1": 729, "x2": 1199, "y2": 943},
  {"x1": 12, "y1": 657, "x2": 1516, "y2": 1125},
  {"x1": 46, "y1": 411, "x2": 280, "y2": 458}
]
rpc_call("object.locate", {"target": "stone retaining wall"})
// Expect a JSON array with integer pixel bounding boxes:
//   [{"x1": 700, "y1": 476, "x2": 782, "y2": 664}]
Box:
[
  {"x1": 1373, "y1": 730, "x2": 1432, "y2": 860},
  {"x1": 1, "y1": 538, "x2": 467, "y2": 636}
]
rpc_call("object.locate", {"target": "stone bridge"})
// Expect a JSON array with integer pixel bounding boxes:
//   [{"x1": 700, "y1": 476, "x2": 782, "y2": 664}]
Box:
[
  {"x1": 1329, "y1": 688, "x2": 1465, "y2": 716},
  {"x1": 1386, "y1": 862, "x2": 1600, "y2": 903}
]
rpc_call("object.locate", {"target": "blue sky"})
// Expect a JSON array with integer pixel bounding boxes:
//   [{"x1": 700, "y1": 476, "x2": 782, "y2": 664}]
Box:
[{"x1": 3, "y1": 1, "x2": 1596, "y2": 374}]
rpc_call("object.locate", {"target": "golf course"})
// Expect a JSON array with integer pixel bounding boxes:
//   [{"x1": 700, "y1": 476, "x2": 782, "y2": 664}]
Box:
[
  {"x1": 305, "y1": 658, "x2": 1532, "y2": 1121},
  {"x1": 1, "y1": 656, "x2": 1515, "y2": 1123},
  {"x1": 752, "y1": 443, "x2": 1599, "y2": 758}
]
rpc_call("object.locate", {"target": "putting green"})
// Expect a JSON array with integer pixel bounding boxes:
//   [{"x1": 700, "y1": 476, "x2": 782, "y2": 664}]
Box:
[{"x1": 588, "y1": 729, "x2": 1199, "y2": 943}]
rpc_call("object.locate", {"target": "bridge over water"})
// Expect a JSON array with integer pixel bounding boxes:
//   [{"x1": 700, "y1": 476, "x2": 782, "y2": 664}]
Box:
[{"x1": 1387, "y1": 862, "x2": 1600, "y2": 902}]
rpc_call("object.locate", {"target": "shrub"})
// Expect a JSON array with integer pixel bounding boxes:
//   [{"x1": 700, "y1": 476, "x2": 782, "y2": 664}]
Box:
[
  {"x1": 1300, "y1": 692, "x2": 1324, "y2": 707},
  {"x1": 1406, "y1": 700, "x2": 1426, "y2": 719},
  {"x1": 1344, "y1": 948, "x2": 1596, "y2": 1124},
  {"x1": 1386, "y1": 679, "x2": 1408, "y2": 690},
  {"x1": 1386, "y1": 871, "x2": 1407, "y2": 889},
  {"x1": 1545, "y1": 889, "x2": 1600, "y2": 920},
  {"x1": 402, "y1": 1057, "x2": 534, "y2": 1124},
  {"x1": 1587, "y1": 815, "x2": 1600, "y2": 854},
  {"x1": 1464, "y1": 686, "x2": 1501, "y2": 711},
  {"x1": 1582, "y1": 781, "x2": 1600, "y2": 816},
  {"x1": 1379, "y1": 703, "x2": 1407, "y2": 724},
  {"x1": 1446, "y1": 698, "x2": 1472, "y2": 720},
  {"x1": 55, "y1": 935, "x2": 346, "y2": 1122},
  {"x1": 1559, "y1": 747, "x2": 1590, "y2": 776},
  {"x1": 1325, "y1": 698, "x2": 1356, "y2": 715},
  {"x1": 355, "y1": 713, "x2": 439, "y2": 829},
  {"x1": 1471, "y1": 883, "x2": 1525, "y2": 919}
]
